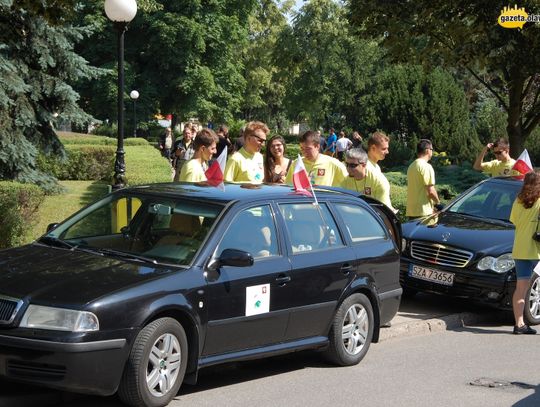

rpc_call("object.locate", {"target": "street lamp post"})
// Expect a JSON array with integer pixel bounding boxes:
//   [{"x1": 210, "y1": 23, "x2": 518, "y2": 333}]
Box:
[
  {"x1": 105, "y1": 0, "x2": 137, "y2": 190},
  {"x1": 130, "y1": 89, "x2": 139, "y2": 137}
]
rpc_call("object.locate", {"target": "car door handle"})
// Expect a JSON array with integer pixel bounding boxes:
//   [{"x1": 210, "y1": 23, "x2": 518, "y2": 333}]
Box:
[
  {"x1": 341, "y1": 264, "x2": 353, "y2": 275},
  {"x1": 275, "y1": 275, "x2": 291, "y2": 285}
]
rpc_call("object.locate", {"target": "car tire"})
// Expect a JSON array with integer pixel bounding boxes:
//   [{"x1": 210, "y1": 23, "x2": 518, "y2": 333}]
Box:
[
  {"x1": 118, "y1": 318, "x2": 188, "y2": 407},
  {"x1": 525, "y1": 275, "x2": 540, "y2": 326},
  {"x1": 324, "y1": 293, "x2": 374, "y2": 366}
]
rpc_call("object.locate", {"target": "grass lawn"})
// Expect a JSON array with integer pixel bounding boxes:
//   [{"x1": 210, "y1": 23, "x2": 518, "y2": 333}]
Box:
[{"x1": 29, "y1": 180, "x2": 109, "y2": 243}]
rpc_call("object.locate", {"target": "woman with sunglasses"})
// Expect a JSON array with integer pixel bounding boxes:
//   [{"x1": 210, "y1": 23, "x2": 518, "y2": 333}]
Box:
[
  {"x1": 473, "y1": 137, "x2": 517, "y2": 177},
  {"x1": 264, "y1": 135, "x2": 291, "y2": 184}
]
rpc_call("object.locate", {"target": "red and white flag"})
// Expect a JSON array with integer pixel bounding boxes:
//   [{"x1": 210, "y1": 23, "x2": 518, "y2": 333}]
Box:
[
  {"x1": 512, "y1": 149, "x2": 533, "y2": 176},
  {"x1": 205, "y1": 146, "x2": 227, "y2": 189},
  {"x1": 292, "y1": 155, "x2": 313, "y2": 197}
]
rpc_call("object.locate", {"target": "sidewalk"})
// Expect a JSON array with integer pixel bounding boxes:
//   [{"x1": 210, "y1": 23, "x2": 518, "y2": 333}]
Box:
[{"x1": 379, "y1": 293, "x2": 510, "y2": 342}]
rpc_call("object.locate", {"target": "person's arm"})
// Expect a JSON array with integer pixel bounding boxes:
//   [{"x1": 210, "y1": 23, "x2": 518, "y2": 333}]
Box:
[
  {"x1": 426, "y1": 185, "x2": 440, "y2": 205},
  {"x1": 473, "y1": 143, "x2": 493, "y2": 171}
]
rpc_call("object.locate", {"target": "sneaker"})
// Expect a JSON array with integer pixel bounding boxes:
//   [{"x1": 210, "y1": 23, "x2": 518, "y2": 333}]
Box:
[{"x1": 513, "y1": 325, "x2": 537, "y2": 335}]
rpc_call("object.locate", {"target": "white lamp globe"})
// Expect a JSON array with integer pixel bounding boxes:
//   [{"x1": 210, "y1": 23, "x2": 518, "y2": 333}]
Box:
[
  {"x1": 130, "y1": 90, "x2": 140, "y2": 100},
  {"x1": 104, "y1": 0, "x2": 137, "y2": 23}
]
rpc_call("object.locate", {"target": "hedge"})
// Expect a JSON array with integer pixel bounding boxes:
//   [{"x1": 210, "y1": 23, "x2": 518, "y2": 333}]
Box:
[
  {"x1": 0, "y1": 181, "x2": 45, "y2": 249},
  {"x1": 57, "y1": 131, "x2": 149, "y2": 146}
]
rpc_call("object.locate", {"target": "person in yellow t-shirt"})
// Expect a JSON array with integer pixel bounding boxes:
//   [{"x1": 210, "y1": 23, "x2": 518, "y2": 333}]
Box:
[
  {"x1": 224, "y1": 121, "x2": 268, "y2": 183},
  {"x1": 286, "y1": 130, "x2": 347, "y2": 187},
  {"x1": 340, "y1": 148, "x2": 396, "y2": 211},
  {"x1": 509, "y1": 171, "x2": 540, "y2": 335},
  {"x1": 179, "y1": 128, "x2": 218, "y2": 182},
  {"x1": 473, "y1": 137, "x2": 517, "y2": 177},
  {"x1": 340, "y1": 148, "x2": 368, "y2": 192},
  {"x1": 406, "y1": 139, "x2": 441, "y2": 219},
  {"x1": 365, "y1": 131, "x2": 396, "y2": 211}
]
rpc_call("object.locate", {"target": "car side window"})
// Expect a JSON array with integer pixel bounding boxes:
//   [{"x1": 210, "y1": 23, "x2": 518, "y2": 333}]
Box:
[
  {"x1": 335, "y1": 203, "x2": 386, "y2": 243},
  {"x1": 279, "y1": 203, "x2": 343, "y2": 253},
  {"x1": 216, "y1": 205, "x2": 279, "y2": 259}
]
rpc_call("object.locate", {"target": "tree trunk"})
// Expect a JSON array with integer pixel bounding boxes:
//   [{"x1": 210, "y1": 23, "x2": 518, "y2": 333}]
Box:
[{"x1": 506, "y1": 75, "x2": 525, "y2": 157}]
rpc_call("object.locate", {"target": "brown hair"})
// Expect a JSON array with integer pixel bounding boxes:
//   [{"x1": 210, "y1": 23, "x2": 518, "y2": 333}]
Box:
[
  {"x1": 367, "y1": 131, "x2": 389, "y2": 149},
  {"x1": 264, "y1": 135, "x2": 287, "y2": 182},
  {"x1": 518, "y1": 171, "x2": 540, "y2": 209},
  {"x1": 299, "y1": 130, "x2": 320, "y2": 146},
  {"x1": 244, "y1": 121, "x2": 270, "y2": 139},
  {"x1": 193, "y1": 128, "x2": 218, "y2": 151},
  {"x1": 493, "y1": 137, "x2": 510, "y2": 151}
]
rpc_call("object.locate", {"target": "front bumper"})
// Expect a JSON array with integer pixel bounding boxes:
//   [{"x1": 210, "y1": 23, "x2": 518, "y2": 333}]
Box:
[
  {"x1": 400, "y1": 257, "x2": 514, "y2": 309},
  {"x1": 0, "y1": 331, "x2": 133, "y2": 396}
]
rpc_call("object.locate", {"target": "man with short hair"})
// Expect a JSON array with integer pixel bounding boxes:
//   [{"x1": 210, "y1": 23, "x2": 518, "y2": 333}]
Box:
[
  {"x1": 340, "y1": 148, "x2": 368, "y2": 192},
  {"x1": 324, "y1": 128, "x2": 337, "y2": 156},
  {"x1": 406, "y1": 139, "x2": 441, "y2": 219},
  {"x1": 365, "y1": 131, "x2": 395, "y2": 211},
  {"x1": 473, "y1": 138, "x2": 516, "y2": 176},
  {"x1": 286, "y1": 130, "x2": 347, "y2": 187},
  {"x1": 224, "y1": 121, "x2": 268, "y2": 183}
]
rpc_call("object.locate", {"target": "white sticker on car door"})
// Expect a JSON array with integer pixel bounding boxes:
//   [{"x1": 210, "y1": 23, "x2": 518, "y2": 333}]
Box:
[{"x1": 245, "y1": 284, "x2": 270, "y2": 316}]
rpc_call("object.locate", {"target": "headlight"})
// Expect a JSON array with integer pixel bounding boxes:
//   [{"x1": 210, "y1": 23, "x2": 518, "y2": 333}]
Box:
[
  {"x1": 477, "y1": 253, "x2": 515, "y2": 273},
  {"x1": 401, "y1": 238, "x2": 407, "y2": 253},
  {"x1": 20, "y1": 305, "x2": 99, "y2": 332}
]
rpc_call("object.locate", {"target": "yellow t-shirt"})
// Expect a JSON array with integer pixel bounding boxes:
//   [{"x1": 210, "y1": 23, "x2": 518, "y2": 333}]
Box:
[
  {"x1": 510, "y1": 198, "x2": 540, "y2": 259},
  {"x1": 223, "y1": 147, "x2": 264, "y2": 183},
  {"x1": 340, "y1": 171, "x2": 395, "y2": 211},
  {"x1": 286, "y1": 153, "x2": 347, "y2": 187},
  {"x1": 406, "y1": 158, "x2": 436, "y2": 217},
  {"x1": 179, "y1": 159, "x2": 207, "y2": 182},
  {"x1": 481, "y1": 159, "x2": 517, "y2": 177}
]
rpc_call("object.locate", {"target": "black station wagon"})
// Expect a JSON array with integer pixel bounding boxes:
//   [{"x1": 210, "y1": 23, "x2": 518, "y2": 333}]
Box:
[{"x1": 0, "y1": 183, "x2": 401, "y2": 407}]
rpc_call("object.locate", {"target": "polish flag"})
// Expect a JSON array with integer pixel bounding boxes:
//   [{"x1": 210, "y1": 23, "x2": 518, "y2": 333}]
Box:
[
  {"x1": 512, "y1": 149, "x2": 533, "y2": 177},
  {"x1": 205, "y1": 146, "x2": 227, "y2": 189},
  {"x1": 292, "y1": 155, "x2": 313, "y2": 196}
]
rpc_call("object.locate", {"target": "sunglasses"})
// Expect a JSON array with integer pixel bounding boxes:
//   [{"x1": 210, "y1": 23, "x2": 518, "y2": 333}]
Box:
[
  {"x1": 345, "y1": 162, "x2": 365, "y2": 169},
  {"x1": 252, "y1": 135, "x2": 266, "y2": 143}
]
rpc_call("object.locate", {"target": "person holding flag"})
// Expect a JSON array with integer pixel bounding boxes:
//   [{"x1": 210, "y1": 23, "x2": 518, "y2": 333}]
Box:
[
  {"x1": 509, "y1": 170, "x2": 540, "y2": 335},
  {"x1": 224, "y1": 121, "x2": 268, "y2": 184},
  {"x1": 473, "y1": 138, "x2": 517, "y2": 176},
  {"x1": 178, "y1": 128, "x2": 218, "y2": 182},
  {"x1": 286, "y1": 130, "x2": 347, "y2": 187}
]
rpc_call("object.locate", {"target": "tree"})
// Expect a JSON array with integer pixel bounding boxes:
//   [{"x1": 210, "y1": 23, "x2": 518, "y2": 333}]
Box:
[
  {"x1": 75, "y1": 0, "x2": 257, "y2": 125},
  {"x1": 359, "y1": 65, "x2": 480, "y2": 161},
  {"x1": 240, "y1": 0, "x2": 293, "y2": 129},
  {"x1": 277, "y1": 0, "x2": 379, "y2": 129},
  {"x1": 349, "y1": 0, "x2": 540, "y2": 156},
  {"x1": 0, "y1": 0, "x2": 97, "y2": 187}
]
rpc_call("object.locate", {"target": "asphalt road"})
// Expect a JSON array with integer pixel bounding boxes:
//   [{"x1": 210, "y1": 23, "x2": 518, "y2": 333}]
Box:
[{"x1": 0, "y1": 294, "x2": 521, "y2": 407}]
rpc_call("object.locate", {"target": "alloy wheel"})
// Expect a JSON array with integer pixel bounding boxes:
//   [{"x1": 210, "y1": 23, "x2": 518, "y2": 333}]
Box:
[
  {"x1": 341, "y1": 303, "x2": 369, "y2": 355},
  {"x1": 146, "y1": 333, "x2": 182, "y2": 397}
]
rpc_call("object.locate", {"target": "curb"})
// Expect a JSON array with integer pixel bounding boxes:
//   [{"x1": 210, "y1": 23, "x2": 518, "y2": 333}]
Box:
[{"x1": 379, "y1": 311, "x2": 500, "y2": 342}]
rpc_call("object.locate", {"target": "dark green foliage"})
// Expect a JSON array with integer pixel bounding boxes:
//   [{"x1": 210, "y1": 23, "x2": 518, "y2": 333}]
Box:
[
  {"x1": 361, "y1": 65, "x2": 481, "y2": 162},
  {"x1": 0, "y1": 1, "x2": 98, "y2": 187},
  {"x1": 37, "y1": 146, "x2": 115, "y2": 181},
  {"x1": 0, "y1": 181, "x2": 45, "y2": 248},
  {"x1": 349, "y1": 0, "x2": 540, "y2": 156}
]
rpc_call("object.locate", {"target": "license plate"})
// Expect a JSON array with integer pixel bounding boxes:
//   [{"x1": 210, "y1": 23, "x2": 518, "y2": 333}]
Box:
[{"x1": 409, "y1": 264, "x2": 454, "y2": 286}]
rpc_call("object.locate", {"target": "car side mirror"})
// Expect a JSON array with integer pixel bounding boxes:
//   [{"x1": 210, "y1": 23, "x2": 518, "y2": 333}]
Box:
[
  {"x1": 46, "y1": 223, "x2": 59, "y2": 233},
  {"x1": 218, "y1": 249, "x2": 254, "y2": 267}
]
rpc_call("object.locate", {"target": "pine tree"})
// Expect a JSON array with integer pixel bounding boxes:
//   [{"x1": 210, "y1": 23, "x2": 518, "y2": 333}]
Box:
[{"x1": 0, "y1": 1, "x2": 97, "y2": 188}]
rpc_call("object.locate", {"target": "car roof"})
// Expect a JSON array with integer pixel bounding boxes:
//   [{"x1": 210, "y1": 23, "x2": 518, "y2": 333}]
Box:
[
  {"x1": 483, "y1": 176, "x2": 524, "y2": 186},
  {"x1": 122, "y1": 182, "x2": 358, "y2": 204}
]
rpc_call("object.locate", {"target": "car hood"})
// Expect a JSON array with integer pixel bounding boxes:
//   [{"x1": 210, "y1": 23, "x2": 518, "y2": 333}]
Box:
[
  {"x1": 0, "y1": 244, "x2": 179, "y2": 305},
  {"x1": 402, "y1": 211, "x2": 514, "y2": 255}
]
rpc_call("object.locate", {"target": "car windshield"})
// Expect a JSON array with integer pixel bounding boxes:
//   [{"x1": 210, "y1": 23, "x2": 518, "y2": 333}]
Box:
[
  {"x1": 446, "y1": 180, "x2": 521, "y2": 222},
  {"x1": 40, "y1": 193, "x2": 223, "y2": 266}
]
